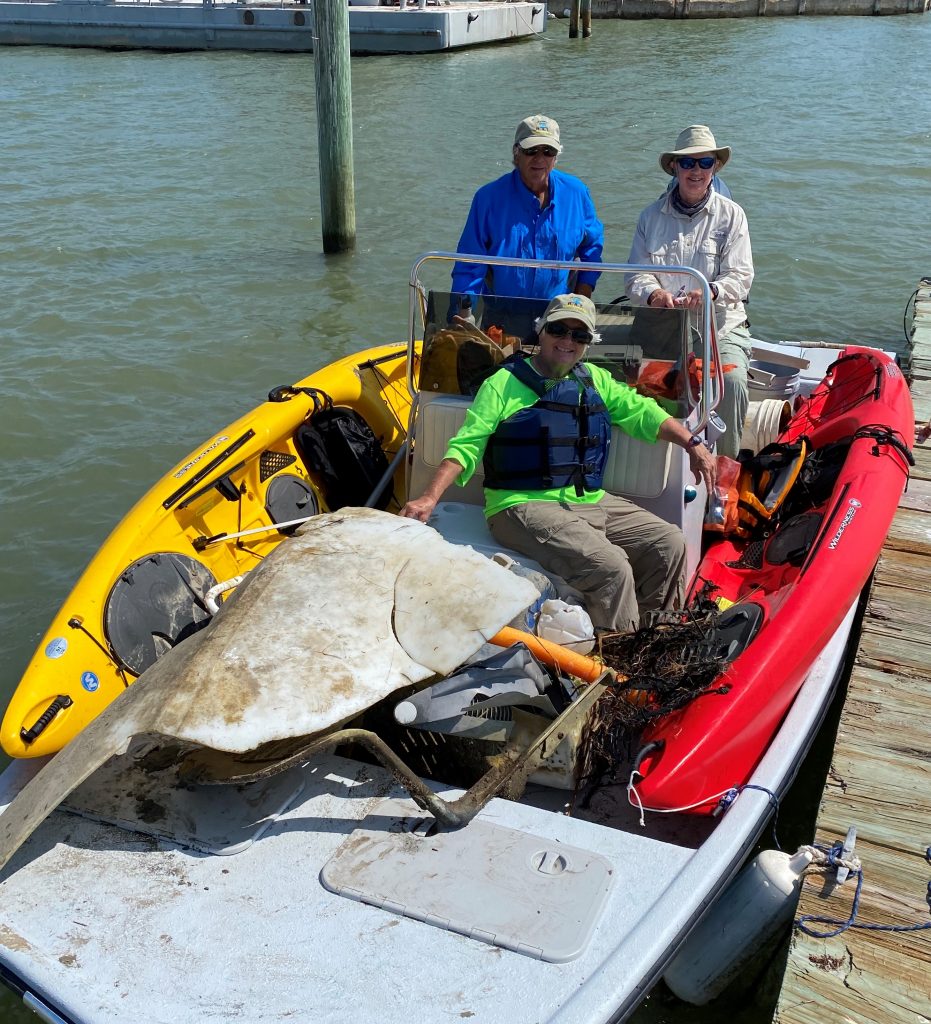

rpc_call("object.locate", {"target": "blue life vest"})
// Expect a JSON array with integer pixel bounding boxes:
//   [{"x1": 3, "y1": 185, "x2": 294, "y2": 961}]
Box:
[{"x1": 483, "y1": 357, "x2": 611, "y2": 496}]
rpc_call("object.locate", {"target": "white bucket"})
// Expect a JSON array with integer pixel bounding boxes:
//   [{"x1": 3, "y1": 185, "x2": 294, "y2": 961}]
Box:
[
  {"x1": 740, "y1": 398, "x2": 791, "y2": 454},
  {"x1": 748, "y1": 359, "x2": 800, "y2": 402}
]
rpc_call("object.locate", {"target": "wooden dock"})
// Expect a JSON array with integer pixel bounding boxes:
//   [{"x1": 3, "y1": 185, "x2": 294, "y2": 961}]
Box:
[
  {"x1": 774, "y1": 281, "x2": 931, "y2": 1022},
  {"x1": 585, "y1": 0, "x2": 931, "y2": 18}
]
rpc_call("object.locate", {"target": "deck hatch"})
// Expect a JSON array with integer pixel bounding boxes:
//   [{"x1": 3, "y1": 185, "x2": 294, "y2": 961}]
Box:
[{"x1": 321, "y1": 797, "x2": 613, "y2": 963}]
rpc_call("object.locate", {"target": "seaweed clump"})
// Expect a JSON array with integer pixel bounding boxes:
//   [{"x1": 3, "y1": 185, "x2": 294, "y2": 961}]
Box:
[{"x1": 575, "y1": 610, "x2": 732, "y2": 794}]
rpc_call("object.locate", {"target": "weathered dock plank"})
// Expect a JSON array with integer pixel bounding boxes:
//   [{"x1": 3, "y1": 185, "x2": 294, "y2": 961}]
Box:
[{"x1": 775, "y1": 288, "x2": 931, "y2": 1024}]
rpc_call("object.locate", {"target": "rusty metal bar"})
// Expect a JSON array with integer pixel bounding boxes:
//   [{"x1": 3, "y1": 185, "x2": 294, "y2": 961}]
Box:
[{"x1": 185, "y1": 672, "x2": 611, "y2": 830}]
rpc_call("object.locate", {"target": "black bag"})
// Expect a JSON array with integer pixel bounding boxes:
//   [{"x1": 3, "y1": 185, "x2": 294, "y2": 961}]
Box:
[{"x1": 297, "y1": 405, "x2": 391, "y2": 511}]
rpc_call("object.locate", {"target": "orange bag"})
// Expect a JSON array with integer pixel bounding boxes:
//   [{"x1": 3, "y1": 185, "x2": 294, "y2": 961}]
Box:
[{"x1": 704, "y1": 455, "x2": 742, "y2": 533}]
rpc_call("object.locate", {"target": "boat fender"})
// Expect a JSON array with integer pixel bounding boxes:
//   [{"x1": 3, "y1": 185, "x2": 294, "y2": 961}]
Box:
[{"x1": 662, "y1": 847, "x2": 814, "y2": 1005}]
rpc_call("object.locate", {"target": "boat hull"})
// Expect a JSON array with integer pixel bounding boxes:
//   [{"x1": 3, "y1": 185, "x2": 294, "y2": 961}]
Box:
[{"x1": 0, "y1": 2, "x2": 547, "y2": 54}]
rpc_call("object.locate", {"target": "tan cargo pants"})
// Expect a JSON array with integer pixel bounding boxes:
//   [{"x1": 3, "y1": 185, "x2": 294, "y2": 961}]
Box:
[{"x1": 488, "y1": 494, "x2": 686, "y2": 634}]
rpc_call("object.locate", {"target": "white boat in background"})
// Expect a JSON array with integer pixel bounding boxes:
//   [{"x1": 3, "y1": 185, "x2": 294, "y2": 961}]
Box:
[{"x1": 0, "y1": 0, "x2": 547, "y2": 54}]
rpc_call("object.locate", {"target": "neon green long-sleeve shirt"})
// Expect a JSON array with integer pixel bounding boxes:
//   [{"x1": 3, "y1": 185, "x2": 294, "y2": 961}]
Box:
[{"x1": 443, "y1": 361, "x2": 670, "y2": 519}]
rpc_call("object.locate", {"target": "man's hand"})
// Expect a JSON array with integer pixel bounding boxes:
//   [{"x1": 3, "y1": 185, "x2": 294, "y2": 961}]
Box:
[
  {"x1": 688, "y1": 443, "x2": 717, "y2": 496},
  {"x1": 649, "y1": 288, "x2": 703, "y2": 309}
]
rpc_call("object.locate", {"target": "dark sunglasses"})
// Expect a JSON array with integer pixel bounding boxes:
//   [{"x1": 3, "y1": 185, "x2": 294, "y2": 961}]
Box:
[
  {"x1": 523, "y1": 146, "x2": 559, "y2": 158},
  {"x1": 544, "y1": 321, "x2": 593, "y2": 344},
  {"x1": 677, "y1": 156, "x2": 716, "y2": 170}
]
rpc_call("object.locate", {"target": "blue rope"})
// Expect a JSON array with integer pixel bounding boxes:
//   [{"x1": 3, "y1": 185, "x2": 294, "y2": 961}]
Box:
[
  {"x1": 795, "y1": 841, "x2": 931, "y2": 938},
  {"x1": 717, "y1": 783, "x2": 782, "y2": 850}
]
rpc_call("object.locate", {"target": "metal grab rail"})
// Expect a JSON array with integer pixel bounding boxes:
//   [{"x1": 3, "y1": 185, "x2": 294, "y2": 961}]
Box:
[{"x1": 406, "y1": 251, "x2": 720, "y2": 436}]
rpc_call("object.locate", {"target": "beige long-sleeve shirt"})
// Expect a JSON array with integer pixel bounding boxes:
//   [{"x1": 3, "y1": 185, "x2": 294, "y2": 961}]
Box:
[{"x1": 625, "y1": 190, "x2": 754, "y2": 340}]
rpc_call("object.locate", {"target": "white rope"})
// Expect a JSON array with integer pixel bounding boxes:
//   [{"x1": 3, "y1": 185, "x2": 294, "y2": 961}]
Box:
[
  {"x1": 797, "y1": 843, "x2": 862, "y2": 876},
  {"x1": 626, "y1": 769, "x2": 739, "y2": 827},
  {"x1": 204, "y1": 575, "x2": 246, "y2": 615}
]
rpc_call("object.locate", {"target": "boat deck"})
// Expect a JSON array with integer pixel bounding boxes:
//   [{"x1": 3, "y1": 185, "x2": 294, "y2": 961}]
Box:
[{"x1": 774, "y1": 281, "x2": 931, "y2": 1022}]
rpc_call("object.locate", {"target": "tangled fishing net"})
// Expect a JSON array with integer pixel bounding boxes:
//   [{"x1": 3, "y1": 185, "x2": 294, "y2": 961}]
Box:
[{"x1": 575, "y1": 606, "x2": 732, "y2": 794}]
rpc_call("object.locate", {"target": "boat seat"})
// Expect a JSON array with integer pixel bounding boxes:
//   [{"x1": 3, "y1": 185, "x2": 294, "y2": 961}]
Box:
[{"x1": 409, "y1": 391, "x2": 673, "y2": 510}]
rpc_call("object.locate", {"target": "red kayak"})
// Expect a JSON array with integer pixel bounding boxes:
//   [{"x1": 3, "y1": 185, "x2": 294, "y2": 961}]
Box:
[{"x1": 632, "y1": 347, "x2": 914, "y2": 814}]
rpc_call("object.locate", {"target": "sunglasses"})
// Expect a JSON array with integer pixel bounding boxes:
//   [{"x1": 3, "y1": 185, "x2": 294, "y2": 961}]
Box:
[
  {"x1": 677, "y1": 156, "x2": 716, "y2": 170},
  {"x1": 523, "y1": 146, "x2": 559, "y2": 158},
  {"x1": 544, "y1": 321, "x2": 593, "y2": 344}
]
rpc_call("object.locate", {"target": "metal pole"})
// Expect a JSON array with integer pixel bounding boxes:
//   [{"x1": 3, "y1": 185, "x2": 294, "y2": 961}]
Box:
[
  {"x1": 312, "y1": 0, "x2": 356, "y2": 254},
  {"x1": 581, "y1": 0, "x2": 592, "y2": 36},
  {"x1": 569, "y1": 0, "x2": 580, "y2": 37}
]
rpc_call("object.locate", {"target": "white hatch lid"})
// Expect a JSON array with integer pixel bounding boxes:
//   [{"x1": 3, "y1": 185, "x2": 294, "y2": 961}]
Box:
[{"x1": 321, "y1": 796, "x2": 614, "y2": 963}]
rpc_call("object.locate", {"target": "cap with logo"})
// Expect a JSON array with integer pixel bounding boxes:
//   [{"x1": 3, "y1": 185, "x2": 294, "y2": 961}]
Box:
[
  {"x1": 537, "y1": 293, "x2": 597, "y2": 334},
  {"x1": 514, "y1": 114, "x2": 563, "y2": 154}
]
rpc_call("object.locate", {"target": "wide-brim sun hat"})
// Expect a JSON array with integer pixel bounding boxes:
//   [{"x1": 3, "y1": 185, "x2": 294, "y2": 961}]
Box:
[
  {"x1": 514, "y1": 114, "x2": 563, "y2": 154},
  {"x1": 538, "y1": 293, "x2": 597, "y2": 334},
  {"x1": 660, "y1": 125, "x2": 731, "y2": 176}
]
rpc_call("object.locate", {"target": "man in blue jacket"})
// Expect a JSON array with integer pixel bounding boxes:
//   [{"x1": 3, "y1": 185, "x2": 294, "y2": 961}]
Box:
[{"x1": 450, "y1": 115, "x2": 604, "y2": 333}]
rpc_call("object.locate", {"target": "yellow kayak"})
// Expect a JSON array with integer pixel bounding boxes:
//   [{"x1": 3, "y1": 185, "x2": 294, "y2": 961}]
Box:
[{"x1": 1, "y1": 342, "x2": 414, "y2": 758}]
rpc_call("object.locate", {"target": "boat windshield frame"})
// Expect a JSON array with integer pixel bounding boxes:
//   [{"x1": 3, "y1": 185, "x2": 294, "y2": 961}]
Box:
[{"x1": 407, "y1": 252, "x2": 722, "y2": 433}]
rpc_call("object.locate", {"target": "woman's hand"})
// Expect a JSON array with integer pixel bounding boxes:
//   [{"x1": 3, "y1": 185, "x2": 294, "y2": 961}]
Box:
[
  {"x1": 398, "y1": 458, "x2": 464, "y2": 523},
  {"x1": 400, "y1": 494, "x2": 438, "y2": 523}
]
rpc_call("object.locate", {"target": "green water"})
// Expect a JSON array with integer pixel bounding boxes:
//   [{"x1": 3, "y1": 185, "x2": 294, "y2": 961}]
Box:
[{"x1": 1, "y1": 14, "x2": 929, "y2": 1021}]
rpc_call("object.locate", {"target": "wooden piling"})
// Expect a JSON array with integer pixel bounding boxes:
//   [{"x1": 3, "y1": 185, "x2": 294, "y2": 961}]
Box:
[
  {"x1": 312, "y1": 0, "x2": 356, "y2": 254},
  {"x1": 569, "y1": 0, "x2": 581, "y2": 36},
  {"x1": 581, "y1": 0, "x2": 593, "y2": 35},
  {"x1": 774, "y1": 281, "x2": 931, "y2": 1023}
]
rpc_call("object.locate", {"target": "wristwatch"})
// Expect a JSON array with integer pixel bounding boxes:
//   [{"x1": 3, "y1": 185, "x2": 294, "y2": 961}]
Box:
[{"x1": 686, "y1": 434, "x2": 704, "y2": 449}]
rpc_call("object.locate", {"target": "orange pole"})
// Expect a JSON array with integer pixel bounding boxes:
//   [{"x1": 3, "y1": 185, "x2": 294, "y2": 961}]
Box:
[{"x1": 489, "y1": 626, "x2": 605, "y2": 683}]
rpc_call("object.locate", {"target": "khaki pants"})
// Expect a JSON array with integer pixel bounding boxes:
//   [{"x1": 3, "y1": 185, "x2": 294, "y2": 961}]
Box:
[
  {"x1": 717, "y1": 326, "x2": 753, "y2": 459},
  {"x1": 488, "y1": 495, "x2": 686, "y2": 634}
]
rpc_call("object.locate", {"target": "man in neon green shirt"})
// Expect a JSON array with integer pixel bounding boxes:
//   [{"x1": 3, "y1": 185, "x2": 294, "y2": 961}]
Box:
[{"x1": 402, "y1": 294, "x2": 716, "y2": 634}]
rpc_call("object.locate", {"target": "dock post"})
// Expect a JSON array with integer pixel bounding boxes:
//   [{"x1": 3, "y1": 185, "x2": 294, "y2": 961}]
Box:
[
  {"x1": 569, "y1": 0, "x2": 580, "y2": 37},
  {"x1": 581, "y1": 0, "x2": 592, "y2": 36},
  {"x1": 312, "y1": 0, "x2": 356, "y2": 254}
]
